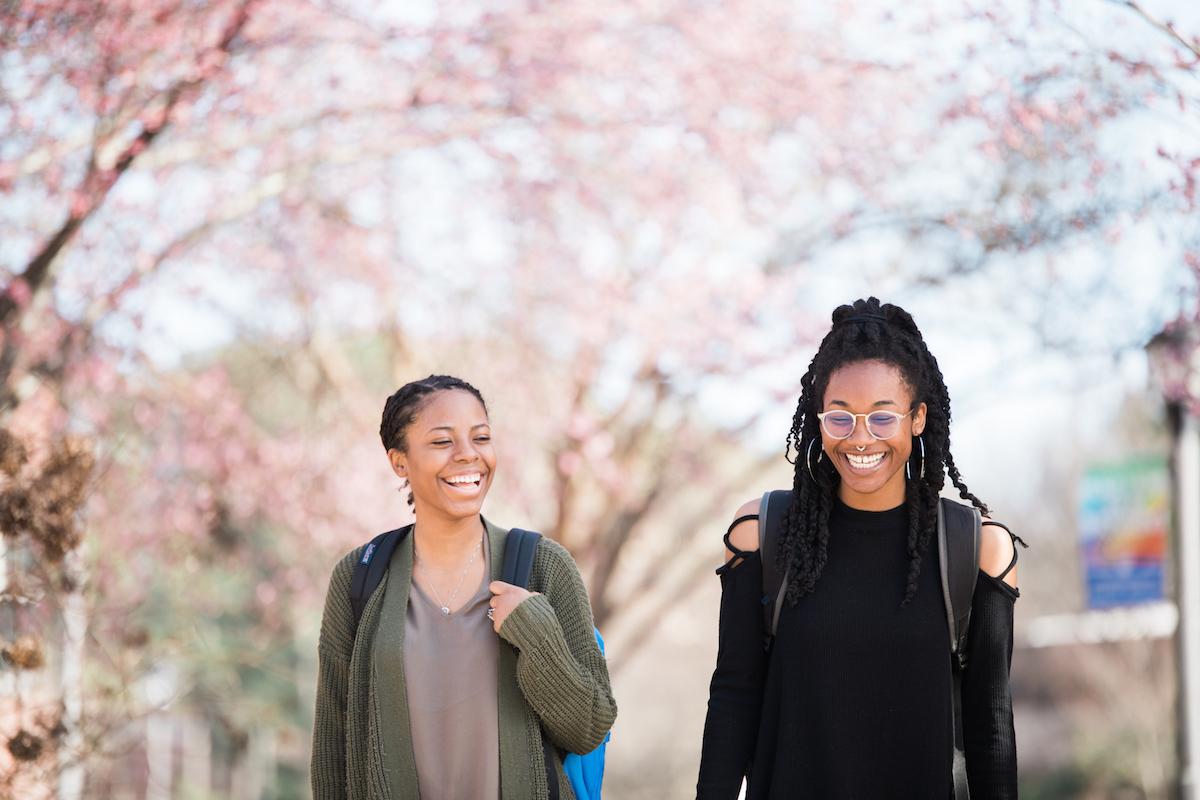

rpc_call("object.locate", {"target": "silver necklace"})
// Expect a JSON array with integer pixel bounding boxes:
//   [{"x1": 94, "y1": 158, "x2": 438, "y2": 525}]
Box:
[{"x1": 416, "y1": 535, "x2": 483, "y2": 615}]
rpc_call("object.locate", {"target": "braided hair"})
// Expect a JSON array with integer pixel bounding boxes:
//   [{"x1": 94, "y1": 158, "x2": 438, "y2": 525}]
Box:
[
  {"x1": 779, "y1": 297, "x2": 987, "y2": 606},
  {"x1": 379, "y1": 375, "x2": 489, "y2": 508}
]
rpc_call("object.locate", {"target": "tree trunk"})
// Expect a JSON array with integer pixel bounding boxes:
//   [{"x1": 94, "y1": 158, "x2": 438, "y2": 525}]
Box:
[
  {"x1": 181, "y1": 714, "x2": 212, "y2": 797},
  {"x1": 145, "y1": 713, "x2": 174, "y2": 800},
  {"x1": 56, "y1": 549, "x2": 87, "y2": 800}
]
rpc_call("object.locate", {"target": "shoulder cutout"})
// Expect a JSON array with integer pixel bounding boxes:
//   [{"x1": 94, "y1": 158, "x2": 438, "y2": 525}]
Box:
[
  {"x1": 980, "y1": 517, "x2": 1018, "y2": 589},
  {"x1": 723, "y1": 498, "x2": 761, "y2": 563}
]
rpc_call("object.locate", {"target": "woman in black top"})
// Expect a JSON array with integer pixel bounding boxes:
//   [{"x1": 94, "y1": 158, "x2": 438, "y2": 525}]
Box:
[{"x1": 697, "y1": 297, "x2": 1023, "y2": 800}]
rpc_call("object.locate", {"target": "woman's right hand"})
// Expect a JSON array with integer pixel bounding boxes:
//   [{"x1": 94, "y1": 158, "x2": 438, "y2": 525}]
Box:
[{"x1": 488, "y1": 580, "x2": 537, "y2": 632}]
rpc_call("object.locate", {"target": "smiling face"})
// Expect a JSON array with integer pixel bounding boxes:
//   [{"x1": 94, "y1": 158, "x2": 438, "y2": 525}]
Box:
[
  {"x1": 388, "y1": 389, "x2": 495, "y2": 522},
  {"x1": 820, "y1": 359, "x2": 926, "y2": 510}
]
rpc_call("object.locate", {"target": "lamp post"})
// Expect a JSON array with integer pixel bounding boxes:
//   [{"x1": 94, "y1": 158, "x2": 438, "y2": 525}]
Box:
[{"x1": 1147, "y1": 318, "x2": 1200, "y2": 799}]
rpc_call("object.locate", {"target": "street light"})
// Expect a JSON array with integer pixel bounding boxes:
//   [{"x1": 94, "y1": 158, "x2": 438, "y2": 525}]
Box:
[
  {"x1": 1148, "y1": 321, "x2": 1200, "y2": 417},
  {"x1": 1147, "y1": 316, "x2": 1200, "y2": 799}
]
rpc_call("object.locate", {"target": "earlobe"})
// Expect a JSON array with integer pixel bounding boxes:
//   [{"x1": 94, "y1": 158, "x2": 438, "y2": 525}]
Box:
[
  {"x1": 387, "y1": 448, "x2": 408, "y2": 479},
  {"x1": 913, "y1": 402, "x2": 928, "y2": 435}
]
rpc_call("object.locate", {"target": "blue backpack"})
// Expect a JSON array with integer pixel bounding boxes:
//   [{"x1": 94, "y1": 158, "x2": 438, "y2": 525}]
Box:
[
  {"x1": 349, "y1": 526, "x2": 608, "y2": 800},
  {"x1": 562, "y1": 628, "x2": 609, "y2": 798}
]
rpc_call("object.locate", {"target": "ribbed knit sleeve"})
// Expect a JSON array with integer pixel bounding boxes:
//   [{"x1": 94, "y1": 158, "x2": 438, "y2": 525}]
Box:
[
  {"x1": 310, "y1": 548, "x2": 361, "y2": 800},
  {"x1": 961, "y1": 573, "x2": 1019, "y2": 800},
  {"x1": 696, "y1": 553, "x2": 768, "y2": 800},
  {"x1": 497, "y1": 538, "x2": 617, "y2": 756}
]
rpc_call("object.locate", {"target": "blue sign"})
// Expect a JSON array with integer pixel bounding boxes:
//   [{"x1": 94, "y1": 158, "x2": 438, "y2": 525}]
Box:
[{"x1": 1079, "y1": 457, "x2": 1169, "y2": 609}]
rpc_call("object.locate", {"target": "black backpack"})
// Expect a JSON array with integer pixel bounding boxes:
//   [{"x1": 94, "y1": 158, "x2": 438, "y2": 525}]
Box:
[
  {"x1": 347, "y1": 526, "x2": 562, "y2": 800},
  {"x1": 755, "y1": 490, "x2": 983, "y2": 800}
]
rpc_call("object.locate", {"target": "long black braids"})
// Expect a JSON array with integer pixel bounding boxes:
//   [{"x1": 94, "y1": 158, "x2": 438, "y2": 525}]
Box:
[
  {"x1": 379, "y1": 374, "x2": 488, "y2": 508},
  {"x1": 778, "y1": 297, "x2": 987, "y2": 606}
]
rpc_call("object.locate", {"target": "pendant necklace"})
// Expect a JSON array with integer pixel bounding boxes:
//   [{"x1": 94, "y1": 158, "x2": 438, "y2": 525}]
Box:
[{"x1": 417, "y1": 534, "x2": 483, "y2": 615}]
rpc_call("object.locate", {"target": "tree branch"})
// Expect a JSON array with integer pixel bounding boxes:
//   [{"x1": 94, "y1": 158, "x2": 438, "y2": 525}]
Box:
[
  {"x1": 1107, "y1": 0, "x2": 1200, "y2": 60},
  {"x1": 0, "y1": 0, "x2": 260, "y2": 362}
]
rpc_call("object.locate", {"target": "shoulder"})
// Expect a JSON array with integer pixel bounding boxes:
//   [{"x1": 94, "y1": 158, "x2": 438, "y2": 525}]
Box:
[
  {"x1": 319, "y1": 545, "x2": 370, "y2": 610},
  {"x1": 332, "y1": 545, "x2": 367, "y2": 586},
  {"x1": 530, "y1": 535, "x2": 595, "y2": 607},
  {"x1": 725, "y1": 498, "x2": 761, "y2": 558},
  {"x1": 533, "y1": 534, "x2": 587, "y2": 586},
  {"x1": 979, "y1": 516, "x2": 1018, "y2": 589},
  {"x1": 535, "y1": 534, "x2": 576, "y2": 567},
  {"x1": 316, "y1": 544, "x2": 371, "y2": 655}
]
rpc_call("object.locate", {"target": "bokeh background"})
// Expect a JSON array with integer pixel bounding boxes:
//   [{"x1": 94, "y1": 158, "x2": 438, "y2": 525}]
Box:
[{"x1": 2, "y1": 0, "x2": 1199, "y2": 797}]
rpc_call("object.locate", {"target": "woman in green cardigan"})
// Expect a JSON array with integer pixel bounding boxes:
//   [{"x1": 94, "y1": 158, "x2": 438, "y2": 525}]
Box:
[{"x1": 311, "y1": 375, "x2": 617, "y2": 799}]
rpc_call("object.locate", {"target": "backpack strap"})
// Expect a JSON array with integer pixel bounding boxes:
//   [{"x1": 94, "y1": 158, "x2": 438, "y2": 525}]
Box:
[
  {"x1": 502, "y1": 528, "x2": 542, "y2": 589},
  {"x1": 758, "y1": 489, "x2": 793, "y2": 649},
  {"x1": 349, "y1": 526, "x2": 411, "y2": 637},
  {"x1": 938, "y1": 497, "x2": 982, "y2": 800},
  {"x1": 938, "y1": 497, "x2": 981, "y2": 667},
  {"x1": 501, "y1": 528, "x2": 558, "y2": 800}
]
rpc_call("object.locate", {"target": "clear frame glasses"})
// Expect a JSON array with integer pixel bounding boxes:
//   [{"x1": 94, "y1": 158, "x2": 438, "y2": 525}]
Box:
[{"x1": 817, "y1": 409, "x2": 913, "y2": 441}]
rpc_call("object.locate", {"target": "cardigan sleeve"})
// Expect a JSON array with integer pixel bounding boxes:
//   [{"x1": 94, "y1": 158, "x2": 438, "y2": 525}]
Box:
[
  {"x1": 310, "y1": 549, "x2": 360, "y2": 800},
  {"x1": 961, "y1": 570, "x2": 1020, "y2": 800},
  {"x1": 497, "y1": 538, "x2": 618, "y2": 755},
  {"x1": 696, "y1": 552, "x2": 768, "y2": 800}
]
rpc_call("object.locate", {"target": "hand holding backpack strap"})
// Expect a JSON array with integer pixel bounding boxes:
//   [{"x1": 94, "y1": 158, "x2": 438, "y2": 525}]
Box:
[{"x1": 503, "y1": 529, "x2": 615, "y2": 800}]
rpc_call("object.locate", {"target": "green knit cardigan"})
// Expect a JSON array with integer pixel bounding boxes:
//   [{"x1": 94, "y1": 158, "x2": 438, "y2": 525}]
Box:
[{"x1": 310, "y1": 518, "x2": 617, "y2": 799}]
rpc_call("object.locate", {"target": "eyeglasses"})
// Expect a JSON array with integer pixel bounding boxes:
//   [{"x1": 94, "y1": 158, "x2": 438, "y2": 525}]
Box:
[{"x1": 816, "y1": 409, "x2": 913, "y2": 440}]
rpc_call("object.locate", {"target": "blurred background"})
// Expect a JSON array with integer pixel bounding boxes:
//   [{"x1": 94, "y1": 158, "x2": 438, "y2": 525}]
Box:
[{"x1": 1, "y1": 0, "x2": 1199, "y2": 797}]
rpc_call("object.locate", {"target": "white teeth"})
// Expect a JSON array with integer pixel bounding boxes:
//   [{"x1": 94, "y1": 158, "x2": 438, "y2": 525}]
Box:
[
  {"x1": 446, "y1": 473, "x2": 481, "y2": 484},
  {"x1": 846, "y1": 453, "x2": 884, "y2": 468}
]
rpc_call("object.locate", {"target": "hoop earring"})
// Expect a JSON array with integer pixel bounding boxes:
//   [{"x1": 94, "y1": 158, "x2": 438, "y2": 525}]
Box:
[
  {"x1": 806, "y1": 439, "x2": 824, "y2": 482},
  {"x1": 906, "y1": 435, "x2": 926, "y2": 481}
]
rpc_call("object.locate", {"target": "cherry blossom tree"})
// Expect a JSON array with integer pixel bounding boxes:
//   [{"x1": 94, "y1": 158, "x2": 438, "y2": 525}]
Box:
[
  {"x1": 0, "y1": 0, "x2": 919, "y2": 790},
  {"x1": 2, "y1": 0, "x2": 1197, "y2": 794}
]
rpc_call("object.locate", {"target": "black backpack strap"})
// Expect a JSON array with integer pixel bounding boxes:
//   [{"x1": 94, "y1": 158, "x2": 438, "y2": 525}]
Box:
[
  {"x1": 349, "y1": 526, "x2": 411, "y2": 638},
  {"x1": 501, "y1": 528, "x2": 558, "y2": 800},
  {"x1": 938, "y1": 497, "x2": 981, "y2": 800},
  {"x1": 938, "y1": 498, "x2": 981, "y2": 666},
  {"x1": 502, "y1": 528, "x2": 542, "y2": 589},
  {"x1": 758, "y1": 489, "x2": 793, "y2": 649},
  {"x1": 542, "y1": 735, "x2": 559, "y2": 800}
]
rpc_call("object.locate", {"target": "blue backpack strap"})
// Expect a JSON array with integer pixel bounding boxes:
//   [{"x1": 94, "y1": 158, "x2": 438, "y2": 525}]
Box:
[
  {"x1": 349, "y1": 526, "x2": 411, "y2": 638},
  {"x1": 758, "y1": 489, "x2": 793, "y2": 649},
  {"x1": 938, "y1": 497, "x2": 982, "y2": 800},
  {"x1": 502, "y1": 528, "x2": 559, "y2": 800}
]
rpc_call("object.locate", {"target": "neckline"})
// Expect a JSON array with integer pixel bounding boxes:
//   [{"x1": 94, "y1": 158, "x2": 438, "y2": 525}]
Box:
[
  {"x1": 410, "y1": 574, "x2": 490, "y2": 617},
  {"x1": 831, "y1": 496, "x2": 907, "y2": 530},
  {"x1": 410, "y1": 532, "x2": 491, "y2": 617}
]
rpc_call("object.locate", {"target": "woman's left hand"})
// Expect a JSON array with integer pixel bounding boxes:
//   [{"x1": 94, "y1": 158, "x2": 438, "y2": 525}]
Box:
[{"x1": 488, "y1": 581, "x2": 537, "y2": 632}]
